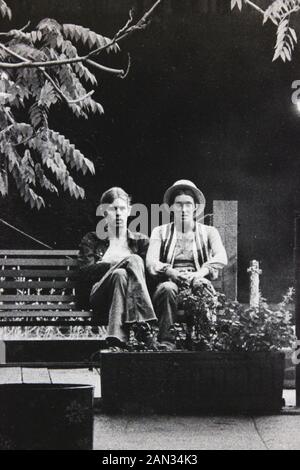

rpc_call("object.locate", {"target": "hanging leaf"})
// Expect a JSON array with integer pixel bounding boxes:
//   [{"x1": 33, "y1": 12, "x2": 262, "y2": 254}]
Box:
[
  {"x1": 0, "y1": 0, "x2": 12, "y2": 20},
  {"x1": 273, "y1": 19, "x2": 297, "y2": 62},
  {"x1": 48, "y1": 129, "x2": 95, "y2": 175},
  {"x1": 231, "y1": 0, "x2": 243, "y2": 11},
  {"x1": 62, "y1": 24, "x2": 119, "y2": 53},
  {"x1": 35, "y1": 163, "x2": 58, "y2": 194},
  {"x1": 29, "y1": 103, "x2": 48, "y2": 129}
]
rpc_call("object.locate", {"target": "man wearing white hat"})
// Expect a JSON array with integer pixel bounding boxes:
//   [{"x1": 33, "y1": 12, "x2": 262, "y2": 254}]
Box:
[{"x1": 146, "y1": 180, "x2": 228, "y2": 349}]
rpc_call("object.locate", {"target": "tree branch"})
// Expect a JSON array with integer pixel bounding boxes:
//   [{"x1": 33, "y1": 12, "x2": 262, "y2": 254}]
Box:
[
  {"x1": 85, "y1": 59, "x2": 124, "y2": 76},
  {"x1": 243, "y1": 1, "x2": 293, "y2": 25},
  {"x1": 120, "y1": 53, "x2": 131, "y2": 80},
  {"x1": 0, "y1": 42, "x2": 28, "y2": 62},
  {"x1": 0, "y1": 43, "x2": 95, "y2": 105},
  {"x1": 0, "y1": 55, "x2": 125, "y2": 71},
  {"x1": 0, "y1": 20, "x2": 31, "y2": 37},
  {"x1": 244, "y1": 0, "x2": 265, "y2": 16},
  {"x1": 83, "y1": 0, "x2": 163, "y2": 58},
  {"x1": 114, "y1": 8, "x2": 135, "y2": 40},
  {"x1": 41, "y1": 69, "x2": 94, "y2": 104},
  {"x1": 2, "y1": 106, "x2": 15, "y2": 124},
  {"x1": 0, "y1": 0, "x2": 163, "y2": 71},
  {"x1": 138, "y1": 0, "x2": 162, "y2": 24}
]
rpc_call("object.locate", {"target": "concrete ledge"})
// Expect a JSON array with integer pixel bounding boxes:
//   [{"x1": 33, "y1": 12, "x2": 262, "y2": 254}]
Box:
[{"x1": 281, "y1": 407, "x2": 300, "y2": 416}]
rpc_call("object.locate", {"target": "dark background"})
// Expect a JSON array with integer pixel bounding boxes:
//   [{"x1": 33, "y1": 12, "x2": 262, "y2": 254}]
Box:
[{"x1": 0, "y1": 0, "x2": 299, "y2": 302}]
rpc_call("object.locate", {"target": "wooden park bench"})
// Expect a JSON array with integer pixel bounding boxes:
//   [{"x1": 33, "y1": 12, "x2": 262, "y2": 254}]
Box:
[
  {"x1": 0, "y1": 249, "x2": 92, "y2": 327},
  {"x1": 0, "y1": 201, "x2": 238, "y2": 328}
]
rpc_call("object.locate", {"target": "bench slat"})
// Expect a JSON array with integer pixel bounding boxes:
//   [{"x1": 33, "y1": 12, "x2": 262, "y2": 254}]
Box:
[
  {"x1": 0, "y1": 281, "x2": 76, "y2": 289},
  {"x1": 0, "y1": 295, "x2": 74, "y2": 301},
  {"x1": 0, "y1": 321, "x2": 93, "y2": 326},
  {"x1": 0, "y1": 269, "x2": 77, "y2": 278},
  {"x1": 0, "y1": 311, "x2": 91, "y2": 317},
  {"x1": 0, "y1": 250, "x2": 97, "y2": 326},
  {"x1": 0, "y1": 250, "x2": 78, "y2": 256},
  {"x1": 0, "y1": 259, "x2": 77, "y2": 266},
  {"x1": 0, "y1": 304, "x2": 80, "y2": 310}
]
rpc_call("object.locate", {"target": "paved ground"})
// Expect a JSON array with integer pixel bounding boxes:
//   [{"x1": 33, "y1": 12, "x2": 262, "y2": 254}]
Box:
[
  {"x1": 0, "y1": 367, "x2": 299, "y2": 450},
  {"x1": 94, "y1": 390, "x2": 300, "y2": 451},
  {"x1": 93, "y1": 413, "x2": 300, "y2": 450}
]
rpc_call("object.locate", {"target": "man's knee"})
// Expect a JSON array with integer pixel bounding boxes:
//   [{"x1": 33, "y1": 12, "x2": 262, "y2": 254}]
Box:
[
  {"x1": 111, "y1": 268, "x2": 128, "y2": 284},
  {"x1": 154, "y1": 281, "x2": 178, "y2": 299},
  {"x1": 126, "y1": 254, "x2": 144, "y2": 270}
]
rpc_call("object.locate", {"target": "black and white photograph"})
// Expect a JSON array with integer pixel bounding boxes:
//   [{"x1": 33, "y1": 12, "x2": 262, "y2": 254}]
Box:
[{"x1": 0, "y1": 0, "x2": 299, "y2": 452}]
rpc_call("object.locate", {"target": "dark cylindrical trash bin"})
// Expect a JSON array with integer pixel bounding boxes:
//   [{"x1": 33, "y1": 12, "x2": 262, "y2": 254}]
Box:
[{"x1": 0, "y1": 383, "x2": 94, "y2": 450}]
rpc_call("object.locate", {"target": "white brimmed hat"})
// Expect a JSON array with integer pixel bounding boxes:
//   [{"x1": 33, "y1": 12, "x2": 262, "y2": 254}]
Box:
[{"x1": 163, "y1": 179, "x2": 206, "y2": 217}]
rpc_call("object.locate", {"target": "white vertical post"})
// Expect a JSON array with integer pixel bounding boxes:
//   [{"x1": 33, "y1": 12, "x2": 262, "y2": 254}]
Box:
[
  {"x1": 213, "y1": 201, "x2": 238, "y2": 300},
  {"x1": 0, "y1": 341, "x2": 6, "y2": 364},
  {"x1": 247, "y1": 260, "x2": 262, "y2": 308}
]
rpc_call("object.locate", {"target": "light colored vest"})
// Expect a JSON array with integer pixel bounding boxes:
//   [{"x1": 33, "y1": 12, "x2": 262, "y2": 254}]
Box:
[{"x1": 160, "y1": 222, "x2": 211, "y2": 271}]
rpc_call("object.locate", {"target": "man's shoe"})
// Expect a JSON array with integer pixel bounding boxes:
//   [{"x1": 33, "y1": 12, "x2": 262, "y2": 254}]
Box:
[
  {"x1": 159, "y1": 341, "x2": 177, "y2": 351},
  {"x1": 101, "y1": 346, "x2": 127, "y2": 353},
  {"x1": 105, "y1": 337, "x2": 128, "y2": 350}
]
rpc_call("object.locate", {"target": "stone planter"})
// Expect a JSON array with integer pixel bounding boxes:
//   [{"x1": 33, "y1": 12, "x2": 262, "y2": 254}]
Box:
[
  {"x1": 0, "y1": 383, "x2": 94, "y2": 450},
  {"x1": 100, "y1": 351, "x2": 285, "y2": 414}
]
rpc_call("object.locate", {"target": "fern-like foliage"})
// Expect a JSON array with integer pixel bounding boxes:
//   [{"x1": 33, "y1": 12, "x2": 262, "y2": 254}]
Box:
[
  {"x1": 0, "y1": 6, "x2": 121, "y2": 209},
  {"x1": 263, "y1": 0, "x2": 299, "y2": 62},
  {"x1": 62, "y1": 24, "x2": 120, "y2": 53},
  {"x1": 273, "y1": 20, "x2": 297, "y2": 61},
  {"x1": 232, "y1": 0, "x2": 300, "y2": 63}
]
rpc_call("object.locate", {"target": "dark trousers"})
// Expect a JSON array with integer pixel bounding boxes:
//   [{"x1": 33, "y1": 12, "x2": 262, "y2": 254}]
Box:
[{"x1": 153, "y1": 281, "x2": 180, "y2": 342}]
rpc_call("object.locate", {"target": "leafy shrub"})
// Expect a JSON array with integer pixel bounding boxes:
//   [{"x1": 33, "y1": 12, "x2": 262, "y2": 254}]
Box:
[{"x1": 176, "y1": 284, "x2": 295, "y2": 352}]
